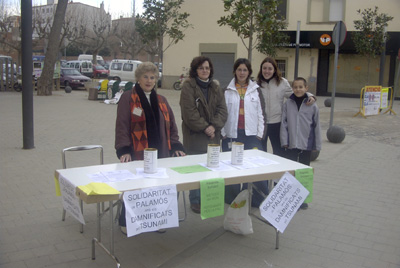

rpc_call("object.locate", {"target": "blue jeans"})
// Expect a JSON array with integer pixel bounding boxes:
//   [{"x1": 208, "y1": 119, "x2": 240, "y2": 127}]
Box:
[
  {"x1": 119, "y1": 203, "x2": 127, "y2": 226},
  {"x1": 222, "y1": 129, "x2": 268, "y2": 207},
  {"x1": 189, "y1": 189, "x2": 200, "y2": 205},
  {"x1": 221, "y1": 129, "x2": 263, "y2": 152},
  {"x1": 283, "y1": 148, "x2": 312, "y2": 166}
]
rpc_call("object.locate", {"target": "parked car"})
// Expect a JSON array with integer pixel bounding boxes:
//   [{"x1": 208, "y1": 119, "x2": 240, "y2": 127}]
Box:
[
  {"x1": 2, "y1": 73, "x2": 18, "y2": 90},
  {"x1": 78, "y1": 54, "x2": 105, "y2": 66},
  {"x1": 60, "y1": 68, "x2": 91, "y2": 89},
  {"x1": 64, "y1": 60, "x2": 93, "y2": 77},
  {"x1": 1, "y1": 64, "x2": 18, "y2": 89},
  {"x1": 93, "y1": 64, "x2": 109, "y2": 78},
  {"x1": 103, "y1": 61, "x2": 111, "y2": 70},
  {"x1": 108, "y1": 59, "x2": 142, "y2": 82}
]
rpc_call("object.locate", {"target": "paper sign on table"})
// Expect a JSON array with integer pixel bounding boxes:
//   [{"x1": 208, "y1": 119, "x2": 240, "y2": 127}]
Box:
[
  {"x1": 135, "y1": 168, "x2": 169, "y2": 178},
  {"x1": 199, "y1": 161, "x2": 237, "y2": 171},
  {"x1": 245, "y1": 156, "x2": 279, "y2": 166},
  {"x1": 102, "y1": 170, "x2": 137, "y2": 181},
  {"x1": 295, "y1": 168, "x2": 314, "y2": 203},
  {"x1": 221, "y1": 160, "x2": 260, "y2": 169},
  {"x1": 59, "y1": 175, "x2": 85, "y2": 225},
  {"x1": 78, "y1": 182, "x2": 121, "y2": 195},
  {"x1": 200, "y1": 178, "x2": 225, "y2": 220},
  {"x1": 123, "y1": 184, "x2": 179, "y2": 237},
  {"x1": 87, "y1": 170, "x2": 138, "y2": 183},
  {"x1": 170, "y1": 165, "x2": 211, "y2": 174},
  {"x1": 259, "y1": 172, "x2": 309, "y2": 233}
]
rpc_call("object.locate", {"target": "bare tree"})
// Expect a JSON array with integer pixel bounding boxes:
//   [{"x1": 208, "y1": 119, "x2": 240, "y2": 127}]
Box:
[
  {"x1": 0, "y1": 0, "x2": 21, "y2": 64},
  {"x1": 60, "y1": 8, "x2": 87, "y2": 55},
  {"x1": 65, "y1": 6, "x2": 112, "y2": 64},
  {"x1": 111, "y1": 16, "x2": 144, "y2": 59},
  {"x1": 36, "y1": 0, "x2": 68, "y2": 96},
  {"x1": 32, "y1": 3, "x2": 69, "y2": 59}
]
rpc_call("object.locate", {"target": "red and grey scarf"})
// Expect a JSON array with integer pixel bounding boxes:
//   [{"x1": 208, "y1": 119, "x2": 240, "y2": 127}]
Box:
[{"x1": 130, "y1": 84, "x2": 171, "y2": 160}]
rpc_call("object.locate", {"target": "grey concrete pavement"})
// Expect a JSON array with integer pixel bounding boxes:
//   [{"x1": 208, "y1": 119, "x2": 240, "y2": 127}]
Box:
[{"x1": 1, "y1": 89, "x2": 400, "y2": 268}]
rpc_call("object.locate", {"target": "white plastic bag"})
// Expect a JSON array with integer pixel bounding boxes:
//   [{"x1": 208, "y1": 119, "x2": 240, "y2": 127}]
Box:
[
  {"x1": 104, "y1": 90, "x2": 122, "y2": 105},
  {"x1": 223, "y1": 189, "x2": 253, "y2": 235}
]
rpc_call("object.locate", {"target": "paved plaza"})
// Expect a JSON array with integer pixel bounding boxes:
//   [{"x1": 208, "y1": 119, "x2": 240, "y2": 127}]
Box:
[{"x1": 0, "y1": 88, "x2": 400, "y2": 268}]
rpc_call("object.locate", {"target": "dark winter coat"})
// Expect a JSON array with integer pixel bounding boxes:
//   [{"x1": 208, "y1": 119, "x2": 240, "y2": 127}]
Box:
[{"x1": 180, "y1": 78, "x2": 228, "y2": 155}]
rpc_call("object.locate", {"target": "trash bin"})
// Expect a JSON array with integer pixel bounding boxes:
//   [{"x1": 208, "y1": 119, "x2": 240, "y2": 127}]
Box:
[
  {"x1": 118, "y1": 81, "x2": 129, "y2": 91},
  {"x1": 98, "y1": 79, "x2": 108, "y2": 100},
  {"x1": 124, "y1": 81, "x2": 133, "y2": 91},
  {"x1": 88, "y1": 88, "x2": 98, "y2": 100},
  {"x1": 107, "y1": 80, "x2": 120, "y2": 99},
  {"x1": 116, "y1": 81, "x2": 133, "y2": 92},
  {"x1": 100, "y1": 80, "x2": 108, "y2": 91}
]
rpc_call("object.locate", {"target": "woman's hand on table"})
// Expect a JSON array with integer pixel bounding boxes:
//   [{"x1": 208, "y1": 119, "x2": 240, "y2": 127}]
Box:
[
  {"x1": 120, "y1": 153, "x2": 132, "y2": 163},
  {"x1": 172, "y1": 150, "x2": 186, "y2": 157}
]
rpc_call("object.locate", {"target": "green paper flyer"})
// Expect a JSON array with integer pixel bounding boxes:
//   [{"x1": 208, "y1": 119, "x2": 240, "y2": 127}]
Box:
[
  {"x1": 200, "y1": 178, "x2": 225, "y2": 220},
  {"x1": 170, "y1": 165, "x2": 210, "y2": 174},
  {"x1": 295, "y1": 168, "x2": 313, "y2": 203}
]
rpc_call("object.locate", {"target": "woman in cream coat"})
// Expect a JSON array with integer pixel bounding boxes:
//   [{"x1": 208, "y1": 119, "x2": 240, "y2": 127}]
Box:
[{"x1": 257, "y1": 57, "x2": 315, "y2": 157}]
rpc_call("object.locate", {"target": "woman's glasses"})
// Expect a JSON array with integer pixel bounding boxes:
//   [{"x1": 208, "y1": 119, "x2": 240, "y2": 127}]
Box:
[{"x1": 197, "y1": 67, "x2": 210, "y2": 71}]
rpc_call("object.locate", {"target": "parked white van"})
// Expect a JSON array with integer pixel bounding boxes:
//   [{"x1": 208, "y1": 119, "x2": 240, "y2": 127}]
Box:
[
  {"x1": 108, "y1": 59, "x2": 142, "y2": 82},
  {"x1": 65, "y1": 60, "x2": 93, "y2": 77},
  {"x1": 78, "y1": 54, "x2": 105, "y2": 66}
]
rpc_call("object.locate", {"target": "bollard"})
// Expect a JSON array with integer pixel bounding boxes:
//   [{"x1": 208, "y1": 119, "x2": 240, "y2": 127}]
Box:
[{"x1": 327, "y1": 125, "x2": 345, "y2": 143}]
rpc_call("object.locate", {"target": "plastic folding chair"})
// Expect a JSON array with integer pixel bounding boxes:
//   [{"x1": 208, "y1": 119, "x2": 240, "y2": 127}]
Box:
[{"x1": 61, "y1": 145, "x2": 104, "y2": 233}]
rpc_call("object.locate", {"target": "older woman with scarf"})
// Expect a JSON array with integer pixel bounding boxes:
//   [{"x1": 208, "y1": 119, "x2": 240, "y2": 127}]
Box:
[
  {"x1": 115, "y1": 62, "x2": 185, "y2": 234},
  {"x1": 180, "y1": 56, "x2": 228, "y2": 214}
]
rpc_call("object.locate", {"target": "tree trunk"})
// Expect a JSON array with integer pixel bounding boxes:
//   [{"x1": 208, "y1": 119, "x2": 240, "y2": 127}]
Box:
[
  {"x1": 92, "y1": 54, "x2": 97, "y2": 65},
  {"x1": 130, "y1": 47, "x2": 135, "y2": 60},
  {"x1": 37, "y1": 0, "x2": 68, "y2": 96},
  {"x1": 159, "y1": 32, "x2": 163, "y2": 65},
  {"x1": 248, "y1": 34, "x2": 253, "y2": 63},
  {"x1": 248, "y1": 12, "x2": 254, "y2": 63},
  {"x1": 367, "y1": 57, "x2": 371, "y2": 84}
]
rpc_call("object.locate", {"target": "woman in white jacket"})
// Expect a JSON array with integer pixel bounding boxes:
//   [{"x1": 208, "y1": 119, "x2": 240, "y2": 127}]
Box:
[{"x1": 221, "y1": 58, "x2": 268, "y2": 207}]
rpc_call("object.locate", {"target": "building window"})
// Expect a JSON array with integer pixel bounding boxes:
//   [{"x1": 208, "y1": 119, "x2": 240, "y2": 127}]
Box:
[
  {"x1": 276, "y1": 59, "x2": 286, "y2": 78},
  {"x1": 277, "y1": 0, "x2": 287, "y2": 20},
  {"x1": 307, "y1": 0, "x2": 345, "y2": 23}
]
